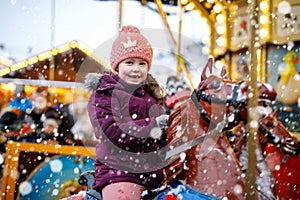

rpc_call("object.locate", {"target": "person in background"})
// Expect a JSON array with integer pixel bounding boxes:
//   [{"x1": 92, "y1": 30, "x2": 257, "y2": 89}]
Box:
[
  {"x1": 164, "y1": 75, "x2": 192, "y2": 114},
  {"x1": 0, "y1": 107, "x2": 33, "y2": 146},
  {"x1": 35, "y1": 107, "x2": 74, "y2": 145},
  {"x1": 25, "y1": 87, "x2": 51, "y2": 135},
  {"x1": 85, "y1": 25, "x2": 168, "y2": 200},
  {"x1": 8, "y1": 85, "x2": 32, "y2": 118}
]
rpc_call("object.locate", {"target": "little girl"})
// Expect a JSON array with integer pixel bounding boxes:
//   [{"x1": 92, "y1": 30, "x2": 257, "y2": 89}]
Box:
[{"x1": 85, "y1": 25, "x2": 168, "y2": 200}]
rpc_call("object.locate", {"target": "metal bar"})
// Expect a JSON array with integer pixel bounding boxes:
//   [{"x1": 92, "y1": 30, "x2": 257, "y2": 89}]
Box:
[
  {"x1": 49, "y1": 56, "x2": 55, "y2": 80},
  {"x1": 0, "y1": 77, "x2": 84, "y2": 89},
  {"x1": 154, "y1": 0, "x2": 194, "y2": 88},
  {"x1": 118, "y1": 0, "x2": 123, "y2": 31},
  {"x1": 177, "y1": 0, "x2": 183, "y2": 76},
  {"x1": 51, "y1": 0, "x2": 56, "y2": 49},
  {"x1": 246, "y1": 0, "x2": 259, "y2": 198},
  {"x1": 188, "y1": 0, "x2": 212, "y2": 24},
  {"x1": 154, "y1": 0, "x2": 177, "y2": 47}
]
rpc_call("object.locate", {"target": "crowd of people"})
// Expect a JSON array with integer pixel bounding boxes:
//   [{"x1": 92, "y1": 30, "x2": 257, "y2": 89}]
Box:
[{"x1": 0, "y1": 86, "x2": 97, "y2": 150}]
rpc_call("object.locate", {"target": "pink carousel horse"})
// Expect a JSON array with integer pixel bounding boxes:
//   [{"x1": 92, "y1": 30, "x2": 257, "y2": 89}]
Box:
[{"x1": 163, "y1": 58, "x2": 296, "y2": 199}]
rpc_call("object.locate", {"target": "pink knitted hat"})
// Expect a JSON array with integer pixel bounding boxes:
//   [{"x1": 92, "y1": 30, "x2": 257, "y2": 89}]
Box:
[{"x1": 110, "y1": 26, "x2": 153, "y2": 71}]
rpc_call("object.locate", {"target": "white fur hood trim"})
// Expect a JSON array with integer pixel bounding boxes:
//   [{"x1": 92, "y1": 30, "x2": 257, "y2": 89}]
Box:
[{"x1": 84, "y1": 73, "x2": 102, "y2": 90}]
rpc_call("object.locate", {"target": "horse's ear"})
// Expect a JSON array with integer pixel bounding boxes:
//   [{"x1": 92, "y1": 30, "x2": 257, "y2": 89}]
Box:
[
  {"x1": 201, "y1": 58, "x2": 213, "y2": 81},
  {"x1": 220, "y1": 66, "x2": 227, "y2": 78},
  {"x1": 272, "y1": 109, "x2": 280, "y2": 117}
]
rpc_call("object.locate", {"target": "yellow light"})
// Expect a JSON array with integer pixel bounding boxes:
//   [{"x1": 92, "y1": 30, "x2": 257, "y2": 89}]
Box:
[
  {"x1": 213, "y1": 4, "x2": 222, "y2": 13},
  {"x1": 216, "y1": 24, "x2": 225, "y2": 34},
  {"x1": 216, "y1": 14, "x2": 225, "y2": 23},
  {"x1": 260, "y1": 28, "x2": 268, "y2": 39},
  {"x1": 51, "y1": 49, "x2": 58, "y2": 56},
  {"x1": 10, "y1": 61, "x2": 28, "y2": 71},
  {"x1": 28, "y1": 56, "x2": 39, "y2": 65},
  {"x1": 69, "y1": 41, "x2": 78, "y2": 48},
  {"x1": 0, "y1": 67, "x2": 11, "y2": 76},
  {"x1": 207, "y1": 0, "x2": 214, "y2": 4},
  {"x1": 260, "y1": 1, "x2": 268, "y2": 11},
  {"x1": 185, "y1": 2, "x2": 194, "y2": 10},
  {"x1": 181, "y1": 0, "x2": 189, "y2": 6},
  {"x1": 6, "y1": 82, "x2": 16, "y2": 92},
  {"x1": 259, "y1": 15, "x2": 268, "y2": 24},
  {"x1": 57, "y1": 44, "x2": 70, "y2": 53},
  {"x1": 202, "y1": 36, "x2": 210, "y2": 45},
  {"x1": 38, "y1": 51, "x2": 52, "y2": 61},
  {"x1": 216, "y1": 37, "x2": 225, "y2": 46},
  {"x1": 202, "y1": 46, "x2": 210, "y2": 55},
  {"x1": 0, "y1": 57, "x2": 12, "y2": 66}
]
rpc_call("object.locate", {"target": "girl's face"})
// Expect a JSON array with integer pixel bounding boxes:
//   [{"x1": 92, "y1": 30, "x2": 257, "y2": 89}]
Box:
[{"x1": 117, "y1": 58, "x2": 149, "y2": 85}]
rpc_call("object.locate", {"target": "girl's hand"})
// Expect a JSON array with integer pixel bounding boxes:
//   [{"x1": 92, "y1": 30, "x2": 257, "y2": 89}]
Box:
[{"x1": 156, "y1": 114, "x2": 169, "y2": 130}]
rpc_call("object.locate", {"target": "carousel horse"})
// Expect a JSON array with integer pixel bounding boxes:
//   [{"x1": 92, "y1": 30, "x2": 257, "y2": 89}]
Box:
[
  {"x1": 158, "y1": 58, "x2": 288, "y2": 200},
  {"x1": 226, "y1": 109, "x2": 298, "y2": 200},
  {"x1": 254, "y1": 110, "x2": 299, "y2": 200},
  {"x1": 155, "y1": 111, "x2": 298, "y2": 200},
  {"x1": 265, "y1": 144, "x2": 300, "y2": 199}
]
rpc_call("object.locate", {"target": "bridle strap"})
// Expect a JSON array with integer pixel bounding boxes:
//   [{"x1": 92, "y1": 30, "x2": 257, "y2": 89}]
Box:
[
  {"x1": 190, "y1": 90, "x2": 215, "y2": 127},
  {"x1": 258, "y1": 125, "x2": 281, "y2": 145},
  {"x1": 196, "y1": 84, "x2": 247, "y2": 108},
  {"x1": 190, "y1": 81, "x2": 251, "y2": 130}
]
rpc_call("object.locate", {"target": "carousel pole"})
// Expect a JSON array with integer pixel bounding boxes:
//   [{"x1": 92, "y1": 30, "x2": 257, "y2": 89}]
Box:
[
  {"x1": 154, "y1": 0, "x2": 177, "y2": 47},
  {"x1": 246, "y1": 0, "x2": 259, "y2": 198},
  {"x1": 118, "y1": 0, "x2": 123, "y2": 31},
  {"x1": 154, "y1": 0, "x2": 194, "y2": 88},
  {"x1": 176, "y1": 1, "x2": 194, "y2": 88},
  {"x1": 49, "y1": 0, "x2": 56, "y2": 81},
  {"x1": 176, "y1": 0, "x2": 183, "y2": 77}
]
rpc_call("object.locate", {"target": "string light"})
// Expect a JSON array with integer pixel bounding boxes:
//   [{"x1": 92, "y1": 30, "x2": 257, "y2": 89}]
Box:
[
  {"x1": 213, "y1": 4, "x2": 222, "y2": 13},
  {"x1": 0, "y1": 41, "x2": 109, "y2": 76}
]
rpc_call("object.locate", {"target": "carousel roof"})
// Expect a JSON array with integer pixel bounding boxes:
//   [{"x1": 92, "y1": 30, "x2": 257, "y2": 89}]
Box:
[
  {"x1": 0, "y1": 41, "x2": 110, "y2": 86},
  {"x1": 0, "y1": 56, "x2": 13, "y2": 68}
]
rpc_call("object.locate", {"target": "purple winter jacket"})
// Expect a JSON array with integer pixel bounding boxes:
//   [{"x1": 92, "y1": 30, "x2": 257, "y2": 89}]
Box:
[{"x1": 87, "y1": 74, "x2": 166, "y2": 191}]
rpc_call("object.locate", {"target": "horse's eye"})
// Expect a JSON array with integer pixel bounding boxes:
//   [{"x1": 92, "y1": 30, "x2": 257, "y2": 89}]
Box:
[
  {"x1": 266, "y1": 122, "x2": 273, "y2": 127},
  {"x1": 212, "y1": 80, "x2": 222, "y2": 90}
]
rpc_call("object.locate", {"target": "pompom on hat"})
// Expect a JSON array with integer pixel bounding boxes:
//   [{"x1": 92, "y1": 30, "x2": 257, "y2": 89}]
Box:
[{"x1": 110, "y1": 25, "x2": 153, "y2": 71}]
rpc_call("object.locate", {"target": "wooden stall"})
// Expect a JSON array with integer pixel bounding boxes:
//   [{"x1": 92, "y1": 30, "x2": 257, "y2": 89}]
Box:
[
  {"x1": 1, "y1": 141, "x2": 95, "y2": 200},
  {"x1": 0, "y1": 41, "x2": 109, "y2": 199}
]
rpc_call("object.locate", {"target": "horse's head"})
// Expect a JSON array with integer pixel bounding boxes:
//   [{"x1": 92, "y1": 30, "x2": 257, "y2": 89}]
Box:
[
  {"x1": 258, "y1": 109, "x2": 299, "y2": 155},
  {"x1": 191, "y1": 58, "x2": 248, "y2": 128},
  {"x1": 192, "y1": 58, "x2": 277, "y2": 128},
  {"x1": 241, "y1": 81, "x2": 277, "y2": 118}
]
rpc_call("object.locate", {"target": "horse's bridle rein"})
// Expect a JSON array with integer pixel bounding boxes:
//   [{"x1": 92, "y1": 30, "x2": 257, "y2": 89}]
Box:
[
  {"x1": 164, "y1": 82, "x2": 248, "y2": 160},
  {"x1": 190, "y1": 82, "x2": 247, "y2": 128}
]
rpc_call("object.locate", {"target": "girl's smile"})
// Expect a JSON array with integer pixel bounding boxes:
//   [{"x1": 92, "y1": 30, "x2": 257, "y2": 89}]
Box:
[{"x1": 117, "y1": 58, "x2": 149, "y2": 85}]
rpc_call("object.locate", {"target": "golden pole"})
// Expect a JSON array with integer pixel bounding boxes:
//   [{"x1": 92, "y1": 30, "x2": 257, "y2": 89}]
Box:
[
  {"x1": 177, "y1": 0, "x2": 183, "y2": 77},
  {"x1": 176, "y1": 1, "x2": 194, "y2": 88},
  {"x1": 49, "y1": 57, "x2": 55, "y2": 80},
  {"x1": 50, "y1": 0, "x2": 56, "y2": 80},
  {"x1": 246, "y1": 0, "x2": 259, "y2": 198},
  {"x1": 154, "y1": 0, "x2": 194, "y2": 88},
  {"x1": 154, "y1": 0, "x2": 177, "y2": 47},
  {"x1": 118, "y1": 0, "x2": 123, "y2": 31}
]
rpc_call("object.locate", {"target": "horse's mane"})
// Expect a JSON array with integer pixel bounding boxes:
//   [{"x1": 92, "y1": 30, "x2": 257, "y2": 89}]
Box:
[{"x1": 167, "y1": 99, "x2": 207, "y2": 150}]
